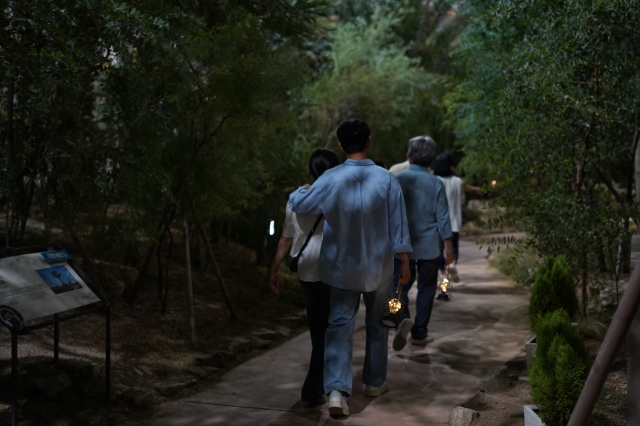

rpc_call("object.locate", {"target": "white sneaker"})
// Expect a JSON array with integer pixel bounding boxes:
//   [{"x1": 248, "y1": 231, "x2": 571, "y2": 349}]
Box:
[
  {"x1": 448, "y1": 265, "x2": 460, "y2": 283},
  {"x1": 393, "y1": 318, "x2": 414, "y2": 351},
  {"x1": 410, "y1": 335, "x2": 434, "y2": 346},
  {"x1": 328, "y1": 390, "x2": 349, "y2": 417},
  {"x1": 364, "y1": 382, "x2": 389, "y2": 397}
]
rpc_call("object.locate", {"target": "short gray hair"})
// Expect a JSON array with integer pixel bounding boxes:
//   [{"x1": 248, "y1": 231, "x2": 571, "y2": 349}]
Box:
[{"x1": 407, "y1": 136, "x2": 436, "y2": 167}]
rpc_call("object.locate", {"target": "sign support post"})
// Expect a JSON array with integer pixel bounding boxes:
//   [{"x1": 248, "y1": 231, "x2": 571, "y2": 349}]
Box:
[
  {"x1": 106, "y1": 305, "x2": 111, "y2": 401},
  {"x1": 11, "y1": 331, "x2": 17, "y2": 426},
  {"x1": 54, "y1": 313, "x2": 59, "y2": 366}
]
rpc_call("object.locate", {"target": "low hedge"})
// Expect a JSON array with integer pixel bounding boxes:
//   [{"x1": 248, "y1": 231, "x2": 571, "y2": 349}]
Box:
[
  {"x1": 528, "y1": 256, "x2": 579, "y2": 329},
  {"x1": 530, "y1": 309, "x2": 590, "y2": 426}
]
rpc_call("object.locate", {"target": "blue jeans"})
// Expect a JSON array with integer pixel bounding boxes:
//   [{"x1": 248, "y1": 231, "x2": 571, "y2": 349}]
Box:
[
  {"x1": 299, "y1": 280, "x2": 331, "y2": 403},
  {"x1": 323, "y1": 278, "x2": 392, "y2": 396},
  {"x1": 393, "y1": 258, "x2": 439, "y2": 340},
  {"x1": 439, "y1": 232, "x2": 459, "y2": 271}
]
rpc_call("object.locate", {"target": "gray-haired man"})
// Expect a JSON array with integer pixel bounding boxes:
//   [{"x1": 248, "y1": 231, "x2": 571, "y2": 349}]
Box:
[{"x1": 392, "y1": 136, "x2": 455, "y2": 351}]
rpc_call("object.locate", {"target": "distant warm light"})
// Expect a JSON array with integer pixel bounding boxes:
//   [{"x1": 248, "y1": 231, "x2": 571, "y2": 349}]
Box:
[
  {"x1": 269, "y1": 220, "x2": 275, "y2": 236},
  {"x1": 491, "y1": 180, "x2": 497, "y2": 186}
]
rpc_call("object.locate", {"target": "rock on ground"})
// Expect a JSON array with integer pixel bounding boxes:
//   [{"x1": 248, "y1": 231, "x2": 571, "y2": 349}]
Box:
[
  {"x1": 449, "y1": 406, "x2": 479, "y2": 426},
  {"x1": 252, "y1": 329, "x2": 279, "y2": 341},
  {"x1": 462, "y1": 391, "x2": 497, "y2": 411},
  {"x1": 156, "y1": 382, "x2": 193, "y2": 397},
  {"x1": 123, "y1": 387, "x2": 164, "y2": 408},
  {"x1": 31, "y1": 371, "x2": 72, "y2": 399},
  {"x1": 195, "y1": 351, "x2": 234, "y2": 368},
  {"x1": 71, "y1": 412, "x2": 109, "y2": 426},
  {"x1": 274, "y1": 326, "x2": 292, "y2": 337},
  {"x1": 187, "y1": 367, "x2": 219, "y2": 378}
]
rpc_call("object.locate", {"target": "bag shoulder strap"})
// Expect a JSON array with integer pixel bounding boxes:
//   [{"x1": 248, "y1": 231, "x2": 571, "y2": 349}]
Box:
[{"x1": 295, "y1": 215, "x2": 323, "y2": 258}]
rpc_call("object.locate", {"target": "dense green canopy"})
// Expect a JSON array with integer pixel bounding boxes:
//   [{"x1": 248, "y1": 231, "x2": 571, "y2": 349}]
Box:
[{"x1": 3, "y1": 0, "x2": 639, "y2": 315}]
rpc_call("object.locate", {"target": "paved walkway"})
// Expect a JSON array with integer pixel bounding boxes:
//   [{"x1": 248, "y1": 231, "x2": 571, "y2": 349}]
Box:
[{"x1": 146, "y1": 238, "x2": 530, "y2": 425}]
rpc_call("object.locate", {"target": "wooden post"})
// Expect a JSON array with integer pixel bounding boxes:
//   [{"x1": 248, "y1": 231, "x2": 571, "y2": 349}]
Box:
[
  {"x1": 628, "y1": 234, "x2": 640, "y2": 425},
  {"x1": 183, "y1": 218, "x2": 196, "y2": 342},
  {"x1": 192, "y1": 209, "x2": 238, "y2": 321},
  {"x1": 567, "y1": 256, "x2": 640, "y2": 425}
]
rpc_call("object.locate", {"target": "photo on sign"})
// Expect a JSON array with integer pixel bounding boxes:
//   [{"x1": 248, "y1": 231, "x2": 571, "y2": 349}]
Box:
[{"x1": 36, "y1": 266, "x2": 82, "y2": 295}]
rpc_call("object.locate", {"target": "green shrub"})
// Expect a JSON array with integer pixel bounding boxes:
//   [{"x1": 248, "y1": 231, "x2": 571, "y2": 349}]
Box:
[
  {"x1": 528, "y1": 256, "x2": 579, "y2": 329},
  {"x1": 530, "y1": 310, "x2": 590, "y2": 426},
  {"x1": 489, "y1": 245, "x2": 539, "y2": 285}
]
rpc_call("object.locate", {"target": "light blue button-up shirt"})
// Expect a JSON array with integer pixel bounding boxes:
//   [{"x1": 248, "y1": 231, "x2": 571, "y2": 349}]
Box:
[
  {"x1": 289, "y1": 159, "x2": 412, "y2": 292},
  {"x1": 396, "y1": 164, "x2": 452, "y2": 260}
]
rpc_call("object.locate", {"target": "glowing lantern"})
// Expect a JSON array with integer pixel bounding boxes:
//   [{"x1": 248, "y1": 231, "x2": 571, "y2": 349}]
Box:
[
  {"x1": 380, "y1": 285, "x2": 405, "y2": 330},
  {"x1": 437, "y1": 266, "x2": 452, "y2": 301}
]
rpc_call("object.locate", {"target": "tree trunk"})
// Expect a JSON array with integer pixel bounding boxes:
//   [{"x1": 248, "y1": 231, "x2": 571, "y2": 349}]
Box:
[
  {"x1": 582, "y1": 252, "x2": 589, "y2": 316},
  {"x1": 635, "y1": 124, "x2": 640, "y2": 205},
  {"x1": 4, "y1": 78, "x2": 14, "y2": 249},
  {"x1": 56, "y1": 195, "x2": 105, "y2": 299},
  {"x1": 126, "y1": 244, "x2": 156, "y2": 304},
  {"x1": 630, "y1": 118, "x2": 640, "y2": 426},
  {"x1": 126, "y1": 203, "x2": 176, "y2": 304},
  {"x1": 183, "y1": 218, "x2": 196, "y2": 342},
  {"x1": 192, "y1": 209, "x2": 238, "y2": 321}
]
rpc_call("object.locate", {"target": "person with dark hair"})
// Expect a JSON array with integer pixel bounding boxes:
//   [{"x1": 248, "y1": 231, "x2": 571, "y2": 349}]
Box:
[
  {"x1": 289, "y1": 119, "x2": 412, "y2": 417},
  {"x1": 269, "y1": 148, "x2": 340, "y2": 406},
  {"x1": 391, "y1": 136, "x2": 455, "y2": 351},
  {"x1": 432, "y1": 153, "x2": 483, "y2": 284}
]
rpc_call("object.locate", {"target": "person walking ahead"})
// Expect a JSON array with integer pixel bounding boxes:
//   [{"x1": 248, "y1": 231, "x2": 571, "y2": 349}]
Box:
[
  {"x1": 269, "y1": 148, "x2": 340, "y2": 405},
  {"x1": 392, "y1": 136, "x2": 455, "y2": 351},
  {"x1": 289, "y1": 119, "x2": 412, "y2": 417}
]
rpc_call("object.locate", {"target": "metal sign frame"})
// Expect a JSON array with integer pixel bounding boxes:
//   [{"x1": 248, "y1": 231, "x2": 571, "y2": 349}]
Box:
[{"x1": 0, "y1": 242, "x2": 111, "y2": 426}]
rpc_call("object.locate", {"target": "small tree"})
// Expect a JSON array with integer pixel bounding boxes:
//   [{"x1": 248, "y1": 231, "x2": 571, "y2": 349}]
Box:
[
  {"x1": 528, "y1": 256, "x2": 579, "y2": 329},
  {"x1": 530, "y1": 309, "x2": 590, "y2": 426}
]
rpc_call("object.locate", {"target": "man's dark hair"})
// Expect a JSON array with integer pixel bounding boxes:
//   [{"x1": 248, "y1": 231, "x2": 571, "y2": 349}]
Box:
[
  {"x1": 433, "y1": 152, "x2": 455, "y2": 177},
  {"x1": 336, "y1": 119, "x2": 370, "y2": 154},
  {"x1": 309, "y1": 148, "x2": 340, "y2": 180}
]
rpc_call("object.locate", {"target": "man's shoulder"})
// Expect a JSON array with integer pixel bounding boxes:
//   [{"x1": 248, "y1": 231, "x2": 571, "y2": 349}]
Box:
[
  {"x1": 400, "y1": 169, "x2": 443, "y2": 190},
  {"x1": 398, "y1": 167, "x2": 436, "y2": 180}
]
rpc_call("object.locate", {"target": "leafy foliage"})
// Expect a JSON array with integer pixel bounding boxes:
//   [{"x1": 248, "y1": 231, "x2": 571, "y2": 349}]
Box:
[
  {"x1": 308, "y1": 6, "x2": 434, "y2": 161},
  {"x1": 1, "y1": 0, "x2": 329, "y2": 308},
  {"x1": 530, "y1": 310, "x2": 590, "y2": 426},
  {"x1": 1, "y1": 1, "x2": 471, "y2": 312},
  {"x1": 447, "y1": 0, "x2": 640, "y2": 312}
]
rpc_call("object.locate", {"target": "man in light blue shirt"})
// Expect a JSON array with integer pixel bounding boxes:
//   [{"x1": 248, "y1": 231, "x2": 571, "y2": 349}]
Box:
[
  {"x1": 391, "y1": 136, "x2": 454, "y2": 352},
  {"x1": 289, "y1": 119, "x2": 412, "y2": 417}
]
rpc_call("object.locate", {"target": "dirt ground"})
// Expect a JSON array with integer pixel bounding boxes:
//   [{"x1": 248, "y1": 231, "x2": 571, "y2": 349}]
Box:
[
  {"x1": 468, "y1": 338, "x2": 627, "y2": 426},
  {"x1": 0, "y1": 235, "x2": 309, "y2": 425}
]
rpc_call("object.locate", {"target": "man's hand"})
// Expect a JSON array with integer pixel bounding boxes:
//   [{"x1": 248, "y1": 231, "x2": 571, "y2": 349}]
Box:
[
  {"x1": 444, "y1": 239, "x2": 455, "y2": 265},
  {"x1": 398, "y1": 252, "x2": 411, "y2": 285},
  {"x1": 303, "y1": 184, "x2": 311, "y2": 189},
  {"x1": 269, "y1": 272, "x2": 281, "y2": 295}
]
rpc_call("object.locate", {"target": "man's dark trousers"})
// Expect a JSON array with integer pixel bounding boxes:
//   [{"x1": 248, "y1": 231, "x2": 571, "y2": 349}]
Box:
[
  {"x1": 392, "y1": 258, "x2": 439, "y2": 340},
  {"x1": 299, "y1": 280, "x2": 330, "y2": 402}
]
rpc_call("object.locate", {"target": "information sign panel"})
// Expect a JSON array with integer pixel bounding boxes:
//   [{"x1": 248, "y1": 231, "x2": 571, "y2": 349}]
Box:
[{"x1": 0, "y1": 252, "x2": 100, "y2": 322}]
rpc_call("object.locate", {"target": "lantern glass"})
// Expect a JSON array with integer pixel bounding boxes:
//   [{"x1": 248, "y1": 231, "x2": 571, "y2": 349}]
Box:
[{"x1": 380, "y1": 292, "x2": 405, "y2": 330}]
